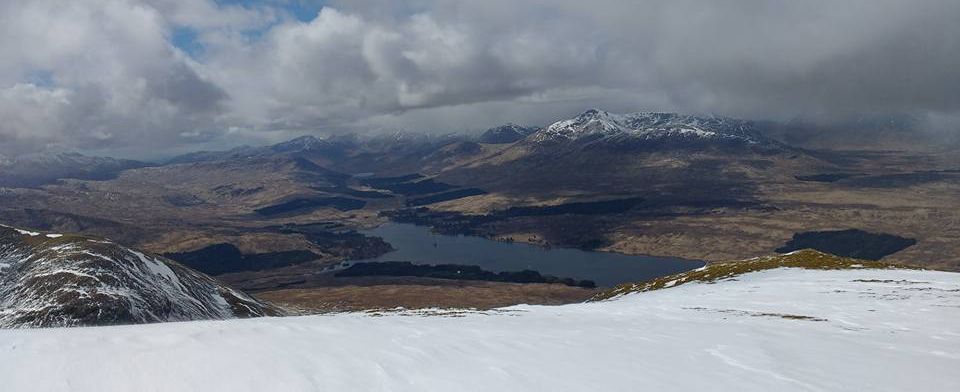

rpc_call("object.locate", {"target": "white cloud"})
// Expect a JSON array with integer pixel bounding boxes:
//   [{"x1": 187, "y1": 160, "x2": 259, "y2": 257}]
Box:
[
  {"x1": 0, "y1": 0, "x2": 958, "y2": 156},
  {"x1": 0, "y1": 0, "x2": 228, "y2": 156},
  {"x1": 0, "y1": 84, "x2": 72, "y2": 141}
]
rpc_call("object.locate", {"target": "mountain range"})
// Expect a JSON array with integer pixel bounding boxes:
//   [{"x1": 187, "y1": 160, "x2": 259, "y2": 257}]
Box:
[
  {"x1": 531, "y1": 109, "x2": 772, "y2": 148},
  {"x1": 0, "y1": 152, "x2": 150, "y2": 188},
  {"x1": 0, "y1": 109, "x2": 807, "y2": 192},
  {"x1": 0, "y1": 108, "x2": 957, "y2": 289}
]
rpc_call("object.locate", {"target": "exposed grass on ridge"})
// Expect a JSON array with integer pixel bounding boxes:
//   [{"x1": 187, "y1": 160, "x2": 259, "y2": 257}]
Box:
[{"x1": 591, "y1": 249, "x2": 919, "y2": 301}]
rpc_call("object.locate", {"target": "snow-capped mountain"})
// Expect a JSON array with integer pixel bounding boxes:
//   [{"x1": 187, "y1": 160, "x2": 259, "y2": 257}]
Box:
[
  {"x1": 530, "y1": 109, "x2": 772, "y2": 148},
  {"x1": 479, "y1": 124, "x2": 540, "y2": 144},
  {"x1": 1, "y1": 250, "x2": 956, "y2": 391},
  {"x1": 0, "y1": 224, "x2": 273, "y2": 328}
]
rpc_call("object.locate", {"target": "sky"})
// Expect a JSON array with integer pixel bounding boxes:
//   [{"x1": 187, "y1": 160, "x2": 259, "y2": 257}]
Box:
[{"x1": 0, "y1": 0, "x2": 958, "y2": 158}]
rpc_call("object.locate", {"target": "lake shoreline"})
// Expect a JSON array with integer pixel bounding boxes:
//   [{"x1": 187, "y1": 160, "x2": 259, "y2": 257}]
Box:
[{"x1": 357, "y1": 222, "x2": 705, "y2": 287}]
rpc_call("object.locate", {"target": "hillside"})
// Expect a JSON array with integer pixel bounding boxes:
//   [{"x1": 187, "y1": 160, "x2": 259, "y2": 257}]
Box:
[
  {"x1": 0, "y1": 224, "x2": 274, "y2": 328},
  {"x1": 0, "y1": 152, "x2": 150, "y2": 188},
  {"x1": 593, "y1": 249, "x2": 914, "y2": 300},
  {"x1": 0, "y1": 252, "x2": 956, "y2": 390}
]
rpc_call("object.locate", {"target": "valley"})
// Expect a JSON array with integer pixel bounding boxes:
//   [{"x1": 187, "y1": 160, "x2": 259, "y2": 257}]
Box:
[{"x1": 1, "y1": 110, "x2": 959, "y2": 310}]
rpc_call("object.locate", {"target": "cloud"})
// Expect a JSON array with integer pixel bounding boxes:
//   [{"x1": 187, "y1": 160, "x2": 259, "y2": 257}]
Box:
[
  {"x1": 0, "y1": 0, "x2": 958, "y2": 157},
  {"x1": 215, "y1": 0, "x2": 960, "y2": 132},
  {"x1": 0, "y1": 0, "x2": 229, "y2": 157},
  {"x1": 146, "y1": 0, "x2": 278, "y2": 31}
]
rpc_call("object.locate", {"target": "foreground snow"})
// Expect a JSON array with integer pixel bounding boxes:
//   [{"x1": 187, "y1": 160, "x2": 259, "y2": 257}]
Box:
[{"x1": 1, "y1": 267, "x2": 958, "y2": 391}]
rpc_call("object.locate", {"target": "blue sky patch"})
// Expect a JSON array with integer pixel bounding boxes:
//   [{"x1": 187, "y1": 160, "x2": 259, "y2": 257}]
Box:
[
  {"x1": 25, "y1": 69, "x2": 57, "y2": 88},
  {"x1": 171, "y1": 27, "x2": 203, "y2": 57},
  {"x1": 170, "y1": 1, "x2": 328, "y2": 56}
]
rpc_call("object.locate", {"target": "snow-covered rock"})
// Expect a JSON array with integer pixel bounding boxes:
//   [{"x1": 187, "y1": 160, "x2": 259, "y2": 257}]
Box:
[
  {"x1": 0, "y1": 225, "x2": 273, "y2": 328},
  {"x1": 0, "y1": 260, "x2": 956, "y2": 391},
  {"x1": 531, "y1": 109, "x2": 770, "y2": 147}
]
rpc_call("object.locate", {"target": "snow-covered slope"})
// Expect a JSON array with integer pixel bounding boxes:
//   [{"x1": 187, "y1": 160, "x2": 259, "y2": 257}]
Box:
[
  {"x1": 0, "y1": 225, "x2": 273, "y2": 328},
  {"x1": 1, "y1": 254, "x2": 957, "y2": 391},
  {"x1": 530, "y1": 109, "x2": 772, "y2": 148}
]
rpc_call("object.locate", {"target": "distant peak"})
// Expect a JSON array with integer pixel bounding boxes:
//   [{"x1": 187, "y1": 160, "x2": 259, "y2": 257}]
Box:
[
  {"x1": 531, "y1": 110, "x2": 768, "y2": 147},
  {"x1": 580, "y1": 109, "x2": 603, "y2": 116},
  {"x1": 280, "y1": 135, "x2": 323, "y2": 145},
  {"x1": 573, "y1": 109, "x2": 614, "y2": 120},
  {"x1": 480, "y1": 123, "x2": 540, "y2": 144},
  {"x1": 488, "y1": 123, "x2": 535, "y2": 131},
  {"x1": 270, "y1": 135, "x2": 330, "y2": 152}
]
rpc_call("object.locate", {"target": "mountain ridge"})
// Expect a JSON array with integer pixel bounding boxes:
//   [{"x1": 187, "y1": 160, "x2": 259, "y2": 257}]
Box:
[
  {"x1": 0, "y1": 152, "x2": 151, "y2": 188},
  {"x1": 529, "y1": 109, "x2": 774, "y2": 148},
  {"x1": 0, "y1": 224, "x2": 275, "y2": 328},
  {"x1": 479, "y1": 124, "x2": 540, "y2": 144}
]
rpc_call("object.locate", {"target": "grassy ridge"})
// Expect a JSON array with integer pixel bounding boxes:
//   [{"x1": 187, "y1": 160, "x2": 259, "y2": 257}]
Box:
[{"x1": 591, "y1": 249, "x2": 917, "y2": 301}]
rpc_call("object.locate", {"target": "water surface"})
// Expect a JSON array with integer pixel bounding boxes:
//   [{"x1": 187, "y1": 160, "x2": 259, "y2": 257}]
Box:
[{"x1": 356, "y1": 223, "x2": 704, "y2": 287}]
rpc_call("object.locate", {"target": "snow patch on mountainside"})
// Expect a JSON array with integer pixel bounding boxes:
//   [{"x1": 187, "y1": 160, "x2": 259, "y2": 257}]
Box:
[{"x1": 0, "y1": 267, "x2": 957, "y2": 391}]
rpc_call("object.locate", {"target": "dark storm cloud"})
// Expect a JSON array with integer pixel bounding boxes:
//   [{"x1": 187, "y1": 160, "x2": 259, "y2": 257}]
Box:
[{"x1": 0, "y1": 0, "x2": 958, "y2": 157}]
